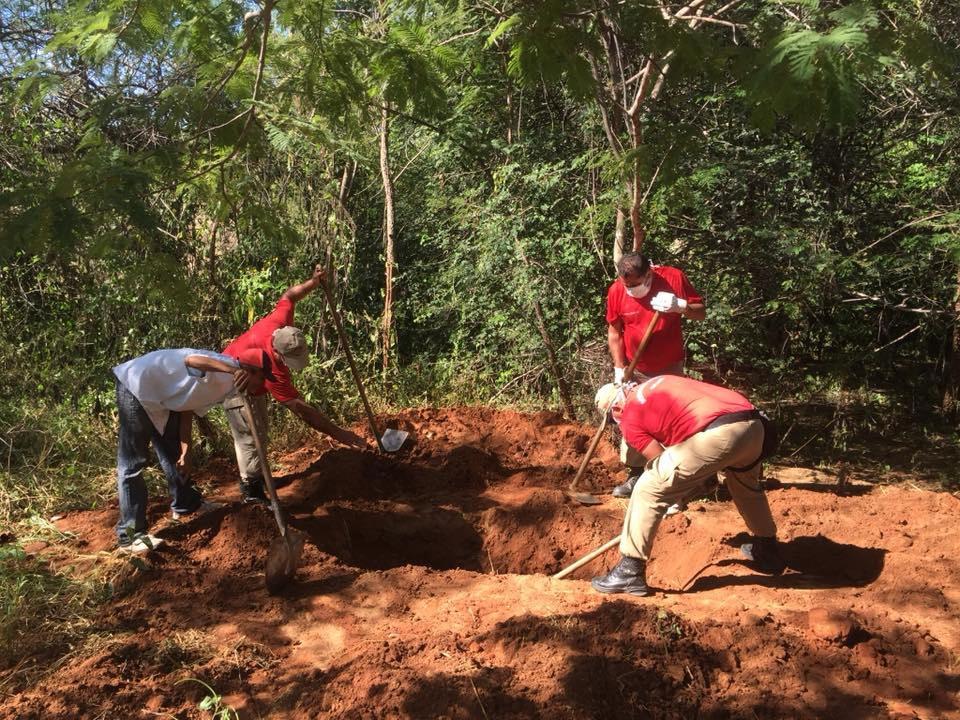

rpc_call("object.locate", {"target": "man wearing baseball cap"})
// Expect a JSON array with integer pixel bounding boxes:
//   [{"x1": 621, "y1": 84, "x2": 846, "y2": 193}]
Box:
[
  {"x1": 223, "y1": 264, "x2": 367, "y2": 504},
  {"x1": 590, "y1": 375, "x2": 785, "y2": 596}
]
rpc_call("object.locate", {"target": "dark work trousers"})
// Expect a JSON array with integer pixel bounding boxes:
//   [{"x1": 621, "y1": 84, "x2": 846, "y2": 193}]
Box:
[{"x1": 114, "y1": 380, "x2": 202, "y2": 545}]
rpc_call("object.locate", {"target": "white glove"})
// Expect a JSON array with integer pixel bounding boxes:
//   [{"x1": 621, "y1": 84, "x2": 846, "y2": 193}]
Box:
[
  {"x1": 650, "y1": 291, "x2": 687, "y2": 314},
  {"x1": 614, "y1": 367, "x2": 625, "y2": 384}
]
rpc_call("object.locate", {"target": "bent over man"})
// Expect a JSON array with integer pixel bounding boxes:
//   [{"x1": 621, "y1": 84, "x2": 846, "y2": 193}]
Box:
[
  {"x1": 113, "y1": 347, "x2": 270, "y2": 553},
  {"x1": 223, "y1": 265, "x2": 367, "y2": 503},
  {"x1": 606, "y1": 252, "x2": 706, "y2": 498},
  {"x1": 590, "y1": 375, "x2": 785, "y2": 596}
]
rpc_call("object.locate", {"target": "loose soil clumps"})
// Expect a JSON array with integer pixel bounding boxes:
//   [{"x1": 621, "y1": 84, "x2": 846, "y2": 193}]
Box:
[{"x1": 5, "y1": 406, "x2": 959, "y2": 719}]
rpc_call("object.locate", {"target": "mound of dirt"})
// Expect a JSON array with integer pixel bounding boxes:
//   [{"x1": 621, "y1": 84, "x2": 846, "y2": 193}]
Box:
[{"x1": 5, "y1": 406, "x2": 959, "y2": 719}]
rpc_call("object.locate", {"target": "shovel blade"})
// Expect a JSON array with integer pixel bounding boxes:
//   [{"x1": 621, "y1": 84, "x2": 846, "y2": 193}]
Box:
[
  {"x1": 568, "y1": 492, "x2": 603, "y2": 506},
  {"x1": 265, "y1": 528, "x2": 305, "y2": 594},
  {"x1": 380, "y1": 428, "x2": 409, "y2": 453}
]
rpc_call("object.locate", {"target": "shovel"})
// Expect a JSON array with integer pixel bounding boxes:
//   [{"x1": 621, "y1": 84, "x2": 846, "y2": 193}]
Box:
[
  {"x1": 317, "y1": 276, "x2": 408, "y2": 453},
  {"x1": 241, "y1": 394, "x2": 305, "y2": 593},
  {"x1": 567, "y1": 311, "x2": 661, "y2": 505}
]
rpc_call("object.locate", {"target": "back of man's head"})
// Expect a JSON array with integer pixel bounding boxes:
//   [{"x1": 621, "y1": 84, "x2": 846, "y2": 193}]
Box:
[{"x1": 617, "y1": 252, "x2": 650, "y2": 278}]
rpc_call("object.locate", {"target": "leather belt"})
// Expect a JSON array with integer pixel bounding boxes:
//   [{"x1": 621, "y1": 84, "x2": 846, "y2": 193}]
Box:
[{"x1": 704, "y1": 409, "x2": 761, "y2": 432}]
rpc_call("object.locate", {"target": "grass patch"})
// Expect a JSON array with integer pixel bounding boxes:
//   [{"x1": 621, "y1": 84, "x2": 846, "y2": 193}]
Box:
[
  {"x1": 152, "y1": 630, "x2": 219, "y2": 672},
  {"x1": 0, "y1": 400, "x2": 115, "y2": 525},
  {"x1": 0, "y1": 541, "x2": 138, "y2": 689}
]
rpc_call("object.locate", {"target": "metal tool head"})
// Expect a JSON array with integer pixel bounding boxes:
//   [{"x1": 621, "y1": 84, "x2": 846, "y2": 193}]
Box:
[
  {"x1": 380, "y1": 428, "x2": 409, "y2": 453},
  {"x1": 265, "y1": 528, "x2": 305, "y2": 594},
  {"x1": 568, "y1": 491, "x2": 603, "y2": 506}
]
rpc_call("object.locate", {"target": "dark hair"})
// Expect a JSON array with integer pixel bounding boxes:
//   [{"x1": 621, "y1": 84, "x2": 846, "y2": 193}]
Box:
[{"x1": 617, "y1": 253, "x2": 650, "y2": 278}]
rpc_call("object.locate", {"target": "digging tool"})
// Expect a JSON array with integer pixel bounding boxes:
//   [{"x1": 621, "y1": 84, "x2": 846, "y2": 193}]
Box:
[
  {"x1": 553, "y1": 535, "x2": 621, "y2": 580},
  {"x1": 241, "y1": 394, "x2": 305, "y2": 593},
  {"x1": 567, "y1": 311, "x2": 662, "y2": 505},
  {"x1": 317, "y1": 276, "x2": 408, "y2": 453}
]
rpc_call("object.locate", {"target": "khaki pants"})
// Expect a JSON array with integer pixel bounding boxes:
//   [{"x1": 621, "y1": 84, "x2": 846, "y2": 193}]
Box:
[
  {"x1": 619, "y1": 418, "x2": 777, "y2": 560},
  {"x1": 620, "y1": 359, "x2": 685, "y2": 469},
  {"x1": 223, "y1": 391, "x2": 269, "y2": 481}
]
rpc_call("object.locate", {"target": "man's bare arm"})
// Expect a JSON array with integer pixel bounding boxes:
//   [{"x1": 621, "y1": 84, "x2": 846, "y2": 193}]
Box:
[
  {"x1": 185, "y1": 354, "x2": 237, "y2": 374},
  {"x1": 177, "y1": 410, "x2": 194, "y2": 478},
  {"x1": 283, "y1": 398, "x2": 369, "y2": 449},
  {"x1": 683, "y1": 302, "x2": 706, "y2": 321},
  {"x1": 185, "y1": 354, "x2": 256, "y2": 392},
  {"x1": 282, "y1": 265, "x2": 324, "y2": 304},
  {"x1": 607, "y1": 321, "x2": 627, "y2": 368}
]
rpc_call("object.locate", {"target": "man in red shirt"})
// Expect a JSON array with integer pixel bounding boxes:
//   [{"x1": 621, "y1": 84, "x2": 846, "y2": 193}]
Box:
[
  {"x1": 590, "y1": 375, "x2": 785, "y2": 596},
  {"x1": 223, "y1": 265, "x2": 367, "y2": 503},
  {"x1": 606, "y1": 252, "x2": 706, "y2": 498}
]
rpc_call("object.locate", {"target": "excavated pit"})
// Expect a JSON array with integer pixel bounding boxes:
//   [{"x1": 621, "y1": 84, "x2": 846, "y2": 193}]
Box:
[
  {"x1": 13, "y1": 406, "x2": 958, "y2": 720},
  {"x1": 241, "y1": 407, "x2": 630, "y2": 579},
  {"x1": 166, "y1": 407, "x2": 892, "y2": 590}
]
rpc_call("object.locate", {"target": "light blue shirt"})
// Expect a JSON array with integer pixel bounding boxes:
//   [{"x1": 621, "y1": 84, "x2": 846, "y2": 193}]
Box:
[{"x1": 113, "y1": 349, "x2": 238, "y2": 433}]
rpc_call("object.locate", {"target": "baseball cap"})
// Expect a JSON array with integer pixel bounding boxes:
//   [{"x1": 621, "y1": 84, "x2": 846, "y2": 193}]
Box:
[
  {"x1": 595, "y1": 383, "x2": 621, "y2": 413},
  {"x1": 236, "y1": 348, "x2": 276, "y2": 381},
  {"x1": 272, "y1": 326, "x2": 309, "y2": 371}
]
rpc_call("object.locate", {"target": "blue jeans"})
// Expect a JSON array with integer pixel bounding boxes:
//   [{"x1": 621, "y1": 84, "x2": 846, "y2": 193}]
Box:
[{"x1": 115, "y1": 380, "x2": 202, "y2": 545}]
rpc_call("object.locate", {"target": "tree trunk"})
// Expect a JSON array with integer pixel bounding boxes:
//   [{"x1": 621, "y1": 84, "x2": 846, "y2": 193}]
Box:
[
  {"x1": 379, "y1": 104, "x2": 396, "y2": 376},
  {"x1": 517, "y1": 244, "x2": 577, "y2": 419},
  {"x1": 531, "y1": 299, "x2": 577, "y2": 420},
  {"x1": 613, "y1": 208, "x2": 627, "y2": 265},
  {"x1": 206, "y1": 219, "x2": 220, "y2": 343},
  {"x1": 338, "y1": 159, "x2": 356, "y2": 206},
  {"x1": 629, "y1": 175, "x2": 646, "y2": 253},
  {"x1": 942, "y1": 264, "x2": 960, "y2": 420}
]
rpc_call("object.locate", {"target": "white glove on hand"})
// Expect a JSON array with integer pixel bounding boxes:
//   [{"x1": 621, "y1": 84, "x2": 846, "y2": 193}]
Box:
[
  {"x1": 614, "y1": 367, "x2": 625, "y2": 384},
  {"x1": 650, "y1": 291, "x2": 687, "y2": 314}
]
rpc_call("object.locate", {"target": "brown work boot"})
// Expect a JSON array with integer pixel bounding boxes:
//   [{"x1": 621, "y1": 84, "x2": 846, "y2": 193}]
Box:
[{"x1": 591, "y1": 556, "x2": 651, "y2": 596}]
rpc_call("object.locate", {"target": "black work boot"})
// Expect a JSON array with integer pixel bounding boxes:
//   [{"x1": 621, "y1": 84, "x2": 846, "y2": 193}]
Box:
[
  {"x1": 740, "y1": 536, "x2": 786, "y2": 575},
  {"x1": 591, "y1": 556, "x2": 651, "y2": 596},
  {"x1": 612, "y1": 473, "x2": 642, "y2": 498},
  {"x1": 240, "y1": 478, "x2": 269, "y2": 505}
]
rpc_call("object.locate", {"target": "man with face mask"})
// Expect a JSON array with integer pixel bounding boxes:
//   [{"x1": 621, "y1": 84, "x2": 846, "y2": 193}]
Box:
[
  {"x1": 590, "y1": 376, "x2": 785, "y2": 596},
  {"x1": 606, "y1": 252, "x2": 706, "y2": 498}
]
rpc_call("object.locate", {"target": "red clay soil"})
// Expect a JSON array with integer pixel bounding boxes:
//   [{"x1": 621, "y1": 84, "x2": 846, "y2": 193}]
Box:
[{"x1": 3, "y1": 407, "x2": 959, "y2": 719}]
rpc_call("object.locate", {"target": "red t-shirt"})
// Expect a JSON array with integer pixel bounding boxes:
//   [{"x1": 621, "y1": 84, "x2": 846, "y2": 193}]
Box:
[
  {"x1": 605, "y1": 265, "x2": 703, "y2": 374},
  {"x1": 619, "y1": 375, "x2": 754, "y2": 451},
  {"x1": 224, "y1": 297, "x2": 300, "y2": 403}
]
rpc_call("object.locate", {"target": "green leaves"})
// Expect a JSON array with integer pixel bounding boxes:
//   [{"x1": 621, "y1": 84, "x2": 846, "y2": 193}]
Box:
[
  {"x1": 746, "y1": 1, "x2": 953, "y2": 132},
  {"x1": 749, "y1": 14, "x2": 871, "y2": 130},
  {"x1": 491, "y1": 0, "x2": 599, "y2": 99},
  {"x1": 487, "y1": 14, "x2": 522, "y2": 48}
]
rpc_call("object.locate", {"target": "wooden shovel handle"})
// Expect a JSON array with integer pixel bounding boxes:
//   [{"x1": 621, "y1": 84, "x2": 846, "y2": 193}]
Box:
[
  {"x1": 567, "y1": 311, "x2": 661, "y2": 494},
  {"x1": 317, "y1": 276, "x2": 386, "y2": 453},
  {"x1": 553, "y1": 535, "x2": 621, "y2": 580},
  {"x1": 241, "y1": 393, "x2": 287, "y2": 536},
  {"x1": 568, "y1": 413, "x2": 608, "y2": 493},
  {"x1": 622, "y1": 310, "x2": 661, "y2": 384}
]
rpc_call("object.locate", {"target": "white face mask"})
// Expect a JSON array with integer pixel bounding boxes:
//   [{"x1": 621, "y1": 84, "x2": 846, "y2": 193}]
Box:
[
  {"x1": 624, "y1": 276, "x2": 652, "y2": 299},
  {"x1": 610, "y1": 384, "x2": 634, "y2": 424}
]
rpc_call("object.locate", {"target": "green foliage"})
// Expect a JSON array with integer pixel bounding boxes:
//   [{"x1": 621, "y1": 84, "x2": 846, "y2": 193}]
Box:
[
  {"x1": 746, "y1": 0, "x2": 956, "y2": 132},
  {"x1": 0, "y1": 0, "x2": 958, "y2": 531},
  {"x1": 491, "y1": 1, "x2": 599, "y2": 99},
  {"x1": 0, "y1": 540, "x2": 118, "y2": 673},
  {"x1": 177, "y1": 678, "x2": 241, "y2": 720}
]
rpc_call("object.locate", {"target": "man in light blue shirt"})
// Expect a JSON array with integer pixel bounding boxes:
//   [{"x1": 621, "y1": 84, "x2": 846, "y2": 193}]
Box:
[{"x1": 112, "y1": 348, "x2": 272, "y2": 553}]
